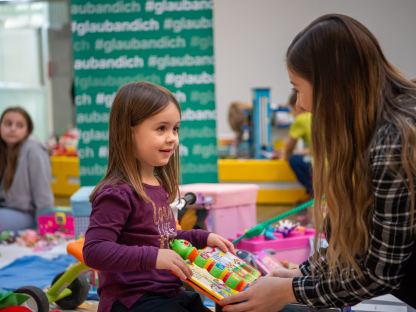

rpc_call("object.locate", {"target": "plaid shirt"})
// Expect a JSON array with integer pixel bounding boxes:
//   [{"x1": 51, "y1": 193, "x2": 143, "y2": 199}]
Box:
[{"x1": 292, "y1": 118, "x2": 416, "y2": 308}]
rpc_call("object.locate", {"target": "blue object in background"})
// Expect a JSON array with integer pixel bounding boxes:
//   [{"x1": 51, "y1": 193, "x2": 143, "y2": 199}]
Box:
[
  {"x1": 252, "y1": 88, "x2": 272, "y2": 159},
  {"x1": 0, "y1": 255, "x2": 75, "y2": 290}
]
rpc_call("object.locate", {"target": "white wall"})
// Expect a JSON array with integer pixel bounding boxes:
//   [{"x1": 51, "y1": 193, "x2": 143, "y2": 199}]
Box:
[{"x1": 213, "y1": 0, "x2": 416, "y2": 138}]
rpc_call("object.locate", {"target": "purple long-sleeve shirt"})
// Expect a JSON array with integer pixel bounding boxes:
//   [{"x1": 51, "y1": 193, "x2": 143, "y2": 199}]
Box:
[{"x1": 83, "y1": 182, "x2": 210, "y2": 312}]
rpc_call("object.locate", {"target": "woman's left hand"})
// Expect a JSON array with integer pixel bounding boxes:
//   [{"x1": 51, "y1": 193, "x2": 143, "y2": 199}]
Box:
[
  {"x1": 219, "y1": 276, "x2": 296, "y2": 312},
  {"x1": 207, "y1": 233, "x2": 236, "y2": 254}
]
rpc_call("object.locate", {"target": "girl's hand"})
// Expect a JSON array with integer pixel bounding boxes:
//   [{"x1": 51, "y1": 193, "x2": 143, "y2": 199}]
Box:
[
  {"x1": 156, "y1": 249, "x2": 192, "y2": 280},
  {"x1": 267, "y1": 267, "x2": 302, "y2": 278},
  {"x1": 207, "y1": 233, "x2": 236, "y2": 254},
  {"x1": 220, "y1": 276, "x2": 296, "y2": 312}
]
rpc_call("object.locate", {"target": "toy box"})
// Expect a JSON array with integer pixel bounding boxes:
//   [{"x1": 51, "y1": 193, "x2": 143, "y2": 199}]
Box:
[
  {"x1": 179, "y1": 183, "x2": 258, "y2": 239},
  {"x1": 70, "y1": 186, "x2": 94, "y2": 238},
  {"x1": 235, "y1": 227, "x2": 315, "y2": 264},
  {"x1": 37, "y1": 207, "x2": 74, "y2": 236}
]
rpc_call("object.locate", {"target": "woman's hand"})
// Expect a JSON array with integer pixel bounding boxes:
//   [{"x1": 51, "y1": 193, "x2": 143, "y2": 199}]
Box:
[
  {"x1": 268, "y1": 267, "x2": 302, "y2": 278},
  {"x1": 220, "y1": 276, "x2": 297, "y2": 312},
  {"x1": 207, "y1": 233, "x2": 236, "y2": 254},
  {"x1": 156, "y1": 249, "x2": 192, "y2": 280}
]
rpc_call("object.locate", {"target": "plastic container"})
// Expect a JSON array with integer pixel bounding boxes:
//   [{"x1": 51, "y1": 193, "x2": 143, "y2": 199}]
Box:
[
  {"x1": 179, "y1": 183, "x2": 258, "y2": 239},
  {"x1": 37, "y1": 206, "x2": 74, "y2": 236},
  {"x1": 70, "y1": 186, "x2": 94, "y2": 238},
  {"x1": 235, "y1": 227, "x2": 315, "y2": 264}
]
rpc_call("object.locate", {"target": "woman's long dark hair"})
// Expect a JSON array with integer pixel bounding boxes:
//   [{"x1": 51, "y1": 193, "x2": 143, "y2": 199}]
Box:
[{"x1": 287, "y1": 14, "x2": 416, "y2": 276}]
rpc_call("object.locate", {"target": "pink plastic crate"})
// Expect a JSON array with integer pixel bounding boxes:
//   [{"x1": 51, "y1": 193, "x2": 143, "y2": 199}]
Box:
[
  {"x1": 38, "y1": 211, "x2": 74, "y2": 236},
  {"x1": 179, "y1": 183, "x2": 258, "y2": 239},
  {"x1": 236, "y1": 228, "x2": 315, "y2": 264}
]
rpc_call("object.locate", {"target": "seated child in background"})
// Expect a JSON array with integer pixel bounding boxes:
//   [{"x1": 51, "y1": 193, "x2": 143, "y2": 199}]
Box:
[
  {"x1": 0, "y1": 107, "x2": 54, "y2": 231},
  {"x1": 277, "y1": 91, "x2": 313, "y2": 196},
  {"x1": 83, "y1": 82, "x2": 234, "y2": 312},
  {"x1": 227, "y1": 101, "x2": 252, "y2": 157}
]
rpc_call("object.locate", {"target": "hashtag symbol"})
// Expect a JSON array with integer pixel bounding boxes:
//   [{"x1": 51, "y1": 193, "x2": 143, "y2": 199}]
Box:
[
  {"x1": 95, "y1": 39, "x2": 103, "y2": 50},
  {"x1": 145, "y1": 1, "x2": 154, "y2": 12},
  {"x1": 96, "y1": 93, "x2": 104, "y2": 104},
  {"x1": 148, "y1": 56, "x2": 156, "y2": 67},
  {"x1": 164, "y1": 18, "x2": 172, "y2": 30},
  {"x1": 98, "y1": 146, "x2": 108, "y2": 158},
  {"x1": 165, "y1": 73, "x2": 174, "y2": 85}
]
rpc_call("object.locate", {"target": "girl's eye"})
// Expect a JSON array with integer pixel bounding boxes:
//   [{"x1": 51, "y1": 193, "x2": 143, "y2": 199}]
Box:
[
  {"x1": 174, "y1": 126, "x2": 180, "y2": 133},
  {"x1": 157, "y1": 126, "x2": 166, "y2": 132}
]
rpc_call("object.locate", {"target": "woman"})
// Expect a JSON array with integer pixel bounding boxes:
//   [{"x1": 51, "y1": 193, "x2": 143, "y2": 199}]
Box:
[{"x1": 220, "y1": 14, "x2": 416, "y2": 311}]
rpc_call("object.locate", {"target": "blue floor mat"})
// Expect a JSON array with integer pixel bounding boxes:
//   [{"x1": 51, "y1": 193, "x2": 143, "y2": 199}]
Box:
[{"x1": 0, "y1": 255, "x2": 75, "y2": 291}]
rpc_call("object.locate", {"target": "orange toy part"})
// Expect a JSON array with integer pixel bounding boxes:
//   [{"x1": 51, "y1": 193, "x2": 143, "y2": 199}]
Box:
[{"x1": 67, "y1": 238, "x2": 85, "y2": 263}]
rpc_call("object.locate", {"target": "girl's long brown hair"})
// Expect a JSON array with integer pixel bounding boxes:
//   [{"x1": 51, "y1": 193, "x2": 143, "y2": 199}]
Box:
[
  {"x1": 287, "y1": 14, "x2": 416, "y2": 276},
  {"x1": 0, "y1": 107, "x2": 33, "y2": 191},
  {"x1": 91, "y1": 82, "x2": 181, "y2": 204}
]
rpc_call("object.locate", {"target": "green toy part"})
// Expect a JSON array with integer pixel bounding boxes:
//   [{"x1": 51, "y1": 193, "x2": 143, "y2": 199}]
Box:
[
  {"x1": 232, "y1": 199, "x2": 315, "y2": 245},
  {"x1": 0, "y1": 289, "x2": 29, "y2": 309}
]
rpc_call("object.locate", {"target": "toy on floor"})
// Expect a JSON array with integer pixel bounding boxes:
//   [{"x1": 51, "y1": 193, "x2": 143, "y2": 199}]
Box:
[{"x1": 0, "y1": 287, "x2": 48, "y2": 312}]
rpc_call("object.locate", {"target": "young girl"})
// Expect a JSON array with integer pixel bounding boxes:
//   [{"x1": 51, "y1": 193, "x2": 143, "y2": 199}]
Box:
[
  {"x1": 0, "y1": 107, "x2": 54, "y2": 231},
  {"x1": 220, "y1": 14, "x2": 416, "y2": 311},
  {"x1": 83, "y1": 82, "x2": 234, "y2": 312}
]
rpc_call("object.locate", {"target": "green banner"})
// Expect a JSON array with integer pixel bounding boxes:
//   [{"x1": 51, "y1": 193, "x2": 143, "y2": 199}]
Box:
[{"x1": 71, "y1": 0, "x2": 218, "y2": 186}]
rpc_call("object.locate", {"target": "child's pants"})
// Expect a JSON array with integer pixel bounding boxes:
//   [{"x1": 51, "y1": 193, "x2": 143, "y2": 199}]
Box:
[
  {"x1": 111, "y1": 291, "x2": 212, "y2": 312},
  {"x1": 288, "y1": 154, "x2": 313, "y2": 196},
  {"x1": 0, "y1": 208, "x2": 34, "y2": 231}
]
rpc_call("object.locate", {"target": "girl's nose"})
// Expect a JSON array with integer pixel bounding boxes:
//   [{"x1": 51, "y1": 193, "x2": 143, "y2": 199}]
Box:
[{"x1": 166, "y1": 131, "x2": 178, "y2": 142}]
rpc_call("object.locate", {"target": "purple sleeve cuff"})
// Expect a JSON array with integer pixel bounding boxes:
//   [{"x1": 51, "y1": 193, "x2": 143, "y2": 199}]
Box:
[{"x1": 137, "y1": 246, "x2": 159, "y2": 271}]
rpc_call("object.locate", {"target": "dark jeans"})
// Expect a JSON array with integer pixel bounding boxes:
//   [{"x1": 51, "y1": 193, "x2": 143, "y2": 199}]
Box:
[
  {"x1": 111, "y1": 291, "x2": 211, "y2": 312},
  {"x1": 288, "y1": 154, "x2": 313, "y2": 196}
]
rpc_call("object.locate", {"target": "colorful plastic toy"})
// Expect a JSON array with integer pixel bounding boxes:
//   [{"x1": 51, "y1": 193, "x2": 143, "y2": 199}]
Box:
[
  {"x1": 171, "y1": 239, "x2": 260, "y2": 292},
  {"x1": 38, "y1": 208, "x2": 75, "y2": 236},
  {"x1": 0, "y1": 287, "x2": 48, "y2": 312},
  {"x1": 275, "y1": 220, "x2": 299, "y2": 238}
]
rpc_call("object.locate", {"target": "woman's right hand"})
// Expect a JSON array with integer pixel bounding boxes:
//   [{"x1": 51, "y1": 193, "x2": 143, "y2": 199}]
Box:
[
  {"x1": 268, "y1": 267, "x2": 302, "y2": 278},
  {"x1": 156, "y1": 249, "x2": 192, "y2": 280}
]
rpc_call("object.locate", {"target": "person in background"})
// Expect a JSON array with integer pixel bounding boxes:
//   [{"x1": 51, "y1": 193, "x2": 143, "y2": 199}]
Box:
[
  {"x1": 220, "y1": 14, "x2": 416, "y2": 311},
  {"x1": 279, "y1": 91, "x2": 313, "y2": 196},
  {"x1": 228, "y1": 101, "x2": 252, "y2": 157},
  {"x1": 0, "y1": 107, "x2": 54, "y2": 231},
  {"x1": 83, "y1": 82, "x2": 234, "y2": 312}
]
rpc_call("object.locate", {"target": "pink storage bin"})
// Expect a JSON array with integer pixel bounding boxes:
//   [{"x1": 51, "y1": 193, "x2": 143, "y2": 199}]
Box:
[
  {"x1": 179, "y1": 183, "x2": 258, "y2": 239},
  {"x1": 236, "y1": 228, "x2": 315, "y2": 264},
  {"x1": 38, "y1": 209, "x2": 74, "y2": 236}
]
